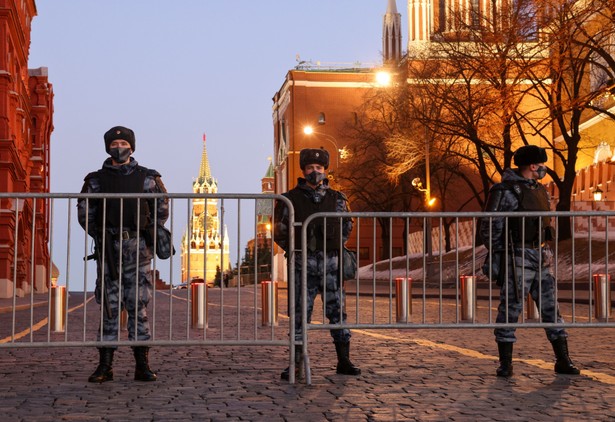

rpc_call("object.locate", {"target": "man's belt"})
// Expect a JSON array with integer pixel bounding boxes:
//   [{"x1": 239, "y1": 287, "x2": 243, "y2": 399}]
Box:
[
  {"x1": 514, "y1": 241, "x2": 543, "y2": 249},
  {"x1": 101, "y1": 229, "x2": 141, "y2": 240},
  {"x1": 118, "y1": 230, "x2": 141, "y2": 240}
]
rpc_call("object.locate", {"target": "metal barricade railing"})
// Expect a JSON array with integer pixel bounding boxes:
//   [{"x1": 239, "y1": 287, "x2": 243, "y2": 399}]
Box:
[
  {"x1": 299, "y1": 210, "x2": 615, "y2": 384},
  {"x1": 2, "y1": 193, "x2": 615, "y2": 385},
  {"x1": 0, "y1": 193, "x2": 295, "y2": 370}
]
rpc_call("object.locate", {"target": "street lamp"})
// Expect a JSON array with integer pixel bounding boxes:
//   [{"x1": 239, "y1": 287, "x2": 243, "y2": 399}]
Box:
[
  {"x1": 302, "y1": 125, "x2": 343, "y2": 169},
  {"x1": 411, "y1": 177, "x2": 436, "y2": 207},
  {"x1": 593, "y1": 187, "x2": 604, "y2": 202},
  {"x1": 375, "y1": 70, "x2": 392, "y2": 87}
]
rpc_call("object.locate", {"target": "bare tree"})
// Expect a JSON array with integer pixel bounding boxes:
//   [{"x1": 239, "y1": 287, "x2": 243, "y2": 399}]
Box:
[
  {"x1": 397, "y1": 0, "x2": 614, "y2": 240},
  {"x1": 515, "y1": 0, "x2": 615, "y2": 238},
  {"x1": 402, "y1": 0, "x2": 546, "y2": 207},
  {"x1": 338, "y1": 83, "x2": 422, "y2": 259}
]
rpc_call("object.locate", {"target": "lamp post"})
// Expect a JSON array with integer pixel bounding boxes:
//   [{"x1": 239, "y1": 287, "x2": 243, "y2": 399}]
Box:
[
  {"x1": 411, "y1": 177, "x2": 435, "y2": 259},
  {"x1": 302, "y1": 126, "x2": 342, "y2": 170}
]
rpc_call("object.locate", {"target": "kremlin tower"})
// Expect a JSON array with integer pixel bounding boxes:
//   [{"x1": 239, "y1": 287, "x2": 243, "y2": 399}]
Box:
[{"x1": 181, "y1": 134, "x2": 230, "y2": 286}]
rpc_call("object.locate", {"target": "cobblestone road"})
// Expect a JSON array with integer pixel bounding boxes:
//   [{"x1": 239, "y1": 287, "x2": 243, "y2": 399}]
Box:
[{"x1": 0, "y1": 288, "x2": 614, "y2": 421}]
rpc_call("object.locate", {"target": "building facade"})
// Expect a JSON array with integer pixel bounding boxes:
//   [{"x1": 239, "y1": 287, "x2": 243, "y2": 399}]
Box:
[
  {"x1": 181, "y1": 134, "x2": 230, "y2": 286},
  {"x1": 0, "y1": 0, "x2": 54, "y2": 298}
]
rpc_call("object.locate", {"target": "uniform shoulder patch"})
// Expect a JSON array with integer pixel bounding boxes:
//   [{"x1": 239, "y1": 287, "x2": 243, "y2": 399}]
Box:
[
  {"x1": 84, "y1": 171, "x2": 101, "y2": 181},
  {"x1": 491, "y1": 181, "x2": 521, "y2": 199},
  {"x1": 145, "y1": 167, "x2": 161, "y2": 178}
]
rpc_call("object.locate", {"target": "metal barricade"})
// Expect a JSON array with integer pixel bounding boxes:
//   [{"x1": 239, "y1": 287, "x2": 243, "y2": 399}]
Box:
[
  {"x1": 0, "y1": 193, "x2": 295, "y2": 362},
  {"x1": 3, "y1": 193, "x2": 615, "y2": 386},
  {"x1": 298, "y1": 210, "x2": 615, "y2": 384}
]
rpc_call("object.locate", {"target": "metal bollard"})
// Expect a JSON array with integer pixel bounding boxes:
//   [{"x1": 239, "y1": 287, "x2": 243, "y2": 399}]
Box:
[
  {"x1": 261, "y1": 281, "x2": 279, "y2": 326},
  {"x1": 50, "y1": 285, "x2": 67, "y2": 333},
  {"x1": 191, "y1": 282, "x2": 208, "y2": 329},
  {"x1": 460, "y1": 275, "x2": 476, "y2": 321},
  {"x1": 395, "y1": 277, "x2": 412, "y2": 323},
  {"x1": 526, "y1": 294, "x2": 540, "y2": 321},
  {"x1": 593, "y1": 274, "x2": 611, "y2": 320}
]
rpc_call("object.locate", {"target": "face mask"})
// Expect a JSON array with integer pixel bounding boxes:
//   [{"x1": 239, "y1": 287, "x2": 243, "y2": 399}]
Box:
[
  {"x1": 305, "y1": 171, "x2": 327, "y2": 185},
  {"x1": 109, "y1": 147, "x2": 131, "y2": 163},
  {"x1": 535, "y1": 165, "x2": 547, "y2": 180}
]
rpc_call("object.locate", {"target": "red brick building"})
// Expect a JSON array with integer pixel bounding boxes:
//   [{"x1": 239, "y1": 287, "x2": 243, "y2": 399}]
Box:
[
  {"x1": 0, "y1": 0, "x2": 54, "y2": 297},
  {"x1": 271, "y1": 2, "x2": 411, "y2": 268}
]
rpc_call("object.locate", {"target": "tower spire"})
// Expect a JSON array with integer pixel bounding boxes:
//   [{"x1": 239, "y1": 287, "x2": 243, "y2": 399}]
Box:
[
  {"x1": 198, "y1": 133, "x2": 212, "y2": 182},
  {"x1": 383, "y1": 0, "x2": 402, "y2": 65}
]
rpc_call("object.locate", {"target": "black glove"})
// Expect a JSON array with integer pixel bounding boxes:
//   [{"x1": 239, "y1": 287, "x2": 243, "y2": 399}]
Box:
[{"x1": 482, "y1": 251, "x2": 502, "y2": 282}]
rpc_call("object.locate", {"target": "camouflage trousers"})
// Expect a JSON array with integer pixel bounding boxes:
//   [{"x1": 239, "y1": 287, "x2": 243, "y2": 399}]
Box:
[
  {"x1": 292, "y1": 264, "x2": 351, "y2": 343},
  {"x1": 494, "y1": 251, "x2": 567, "y2": 343},
  {"x1": 95, "y1": 238, "x2": 153, "y2": 343}
]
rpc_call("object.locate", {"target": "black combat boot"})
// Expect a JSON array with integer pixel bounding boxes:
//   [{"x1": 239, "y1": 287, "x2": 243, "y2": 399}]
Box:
[
  {"x1": 334, "y1": 342, "x2": 361, "y2": 375},
  {"x1": 496, "y1": 342, "x2": 513, "y2": 377},
  {"x1": 281, "y1": 345, "x2": 302, "y2": 381},
  {"x1": 133, "y1": 346, "x2": 157, "y2": 381},
  {"x1": 551, "y1": 337, "x2": 581, "y2": 375},
  {"x1": 88, "y1": 348, "x2": 114, "y2": 383}
]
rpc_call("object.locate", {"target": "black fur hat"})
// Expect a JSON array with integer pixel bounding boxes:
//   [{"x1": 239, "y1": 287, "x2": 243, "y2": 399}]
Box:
[
  {"x1": 513, "y1": 145, "x2": 547, "y2": 166},
  {"x1": 299, "y1": 148, "x2": 329, "y2": 169},
  {"x1": 104, "y1": 126, "x2": 135, "y2": 153}
]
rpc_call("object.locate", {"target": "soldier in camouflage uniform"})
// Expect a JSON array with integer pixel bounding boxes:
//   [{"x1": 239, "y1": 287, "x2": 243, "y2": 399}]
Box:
[
  {"x1": 274, "y1": 148, "x2": 360, "y2": 381},
  {"x1": 480, "y1": 145, "x2": 580, "y2": 377},
  {"x1": 78, "y1": 126, "x2": 169, "y2": 383}
]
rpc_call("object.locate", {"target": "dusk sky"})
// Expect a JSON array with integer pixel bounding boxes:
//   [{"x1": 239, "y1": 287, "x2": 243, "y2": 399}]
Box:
[
  {"x1": 28, "y1": 1, "x2": 407, "y2": 286},
  {"x1": 30, "y1": 1, "x2": 404, "y2": 195}
]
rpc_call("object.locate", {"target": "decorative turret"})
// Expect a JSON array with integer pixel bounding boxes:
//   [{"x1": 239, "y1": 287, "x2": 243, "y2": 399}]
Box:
[
  {"x1": 261, "y1": 157, "x2": 274, "y2": 194},
  {"x1": 383, "y1": 0, "x2": 402, "y2": 65}
]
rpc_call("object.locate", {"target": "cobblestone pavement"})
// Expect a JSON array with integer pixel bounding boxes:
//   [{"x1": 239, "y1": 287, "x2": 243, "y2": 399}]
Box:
[{"x1": 0, "y1": 288, "x2": 614, "y2": 421}]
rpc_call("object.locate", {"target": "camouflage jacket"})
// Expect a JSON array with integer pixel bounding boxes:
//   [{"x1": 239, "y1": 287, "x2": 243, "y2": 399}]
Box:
[
  {"x1": 273, "y1": 178, "x2": 353, "y2": 275},
  {"x1": 480, "y1": 168, "x2": 550, "y2": 251},
  {"x1": 77, "y1": 157, "x2": 169, "y2": 239}
]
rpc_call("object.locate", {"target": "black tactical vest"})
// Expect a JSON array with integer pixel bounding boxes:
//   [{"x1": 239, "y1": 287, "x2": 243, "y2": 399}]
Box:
[
  {"x1": 96, "y1": 167, "x2": 150, "y2": 231},
  {"x1": 509, "y1": 182, "x2": 550, "y2": 244},
  {"x1": 287, "y1": 188, "x2": 341, "y2": 251}
]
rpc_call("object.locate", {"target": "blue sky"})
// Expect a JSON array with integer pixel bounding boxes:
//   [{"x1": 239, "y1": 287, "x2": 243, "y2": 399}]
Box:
[{"x1": 28, "y1": 1, "x2": 407, "y2": 287}]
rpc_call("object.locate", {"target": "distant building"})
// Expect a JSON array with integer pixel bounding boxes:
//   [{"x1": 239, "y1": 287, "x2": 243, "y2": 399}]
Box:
[
  {"x1": 0, "y1": 0, "x2": 54, "y2": 298},
  {"x1": 181, "y1": 134, "x2": 230, "y2": 286}
]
